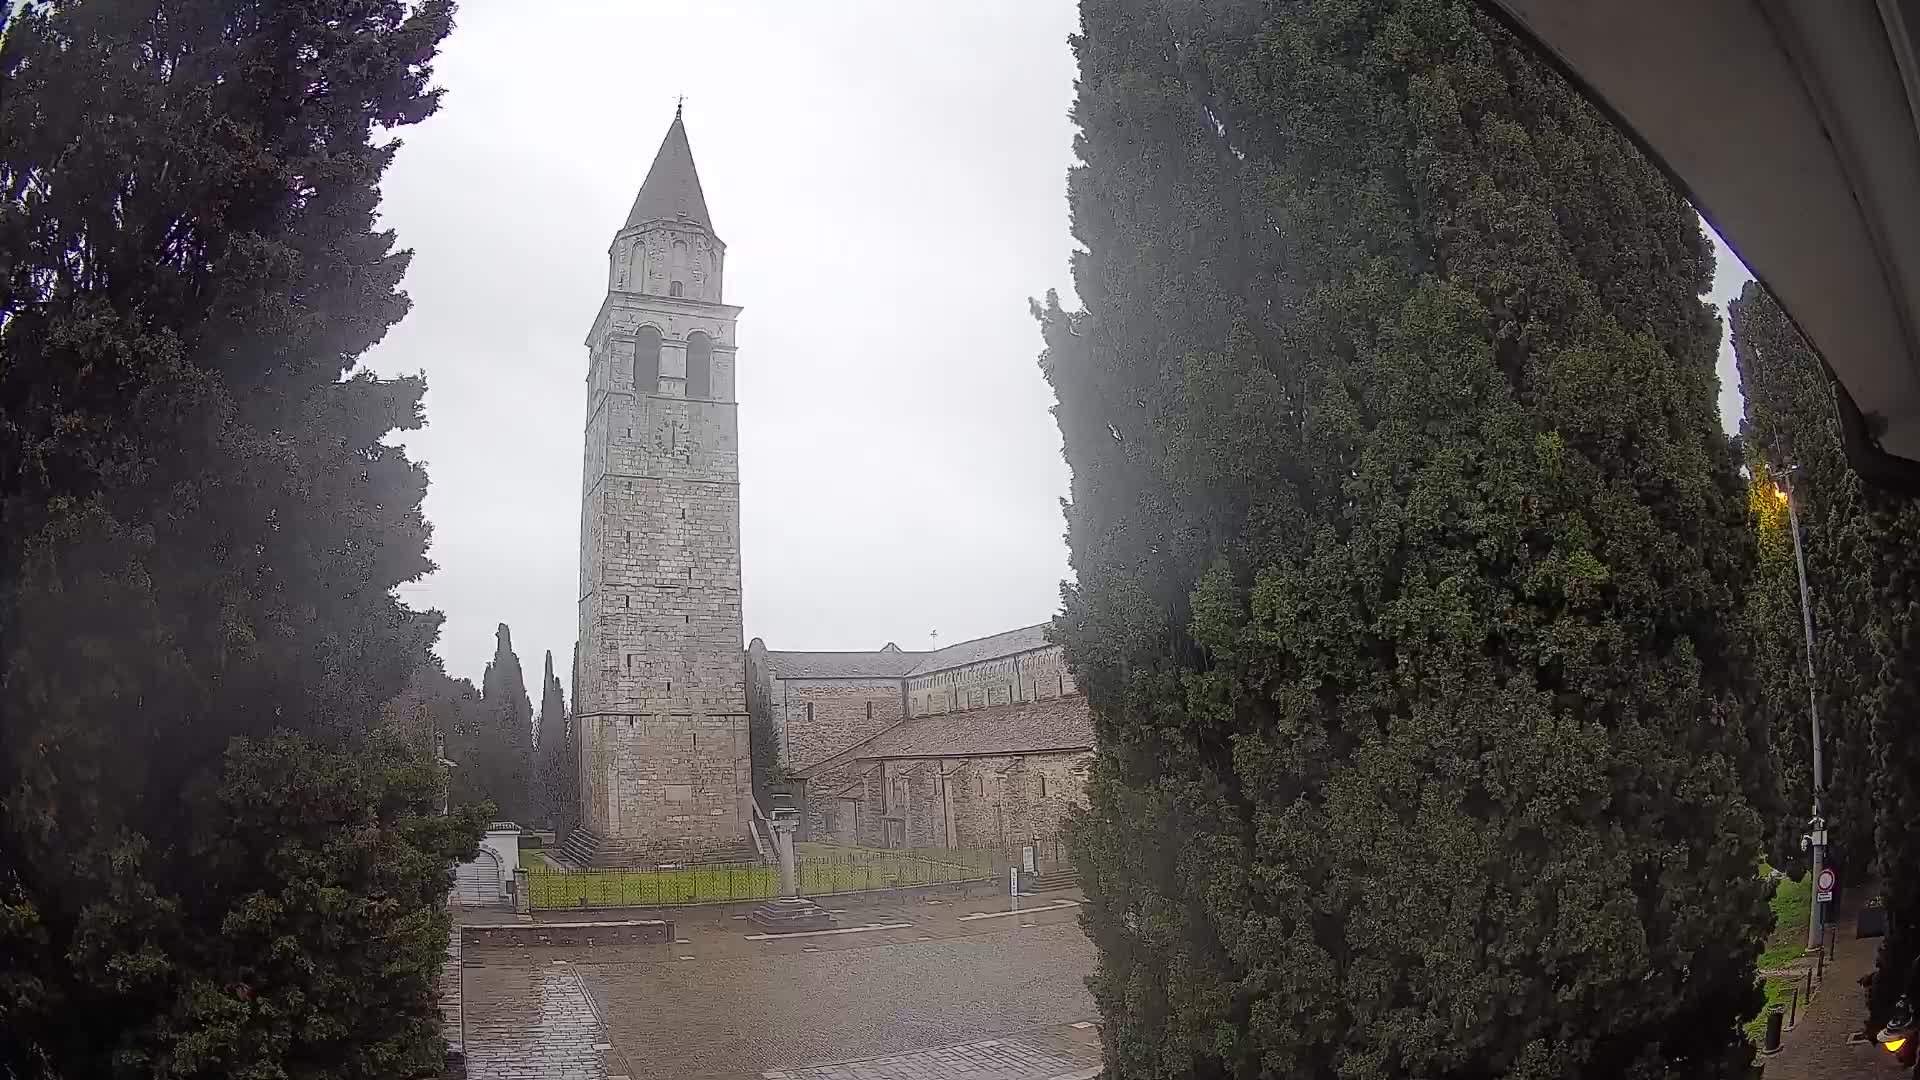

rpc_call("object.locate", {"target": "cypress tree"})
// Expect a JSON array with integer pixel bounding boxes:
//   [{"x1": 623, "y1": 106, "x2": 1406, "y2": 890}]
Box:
[
  {"x1": 1039, "y1": 1, "x2": 1770, "y2": 1075},
  {"x1": 478, "y1": 623, "x2": 534, "y2": 824},
  {"x1": 0, "y1": 1, "x2": 481, "y2": 1075},
  {"x1": 1730, "y1": 281, "x2": 1920, "y2": 1022},
  {"x1": 532, "y1": 649, "x2": 575, "y2": 832}
]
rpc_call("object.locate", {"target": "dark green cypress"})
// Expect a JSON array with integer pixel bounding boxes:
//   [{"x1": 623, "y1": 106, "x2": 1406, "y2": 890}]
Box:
[
  {"x1": 0, "y1": 2, "x2": 481, "y2": 1075},
  {"x1": 479, "y1": 623, "x2": 534, "y2": 825},
  {"x1": 1039, "y1": 1, "x2": 1769, "y2": 1075},
  {"x1": 533, "y1": 649, "x2": 576, "y2": 832}
]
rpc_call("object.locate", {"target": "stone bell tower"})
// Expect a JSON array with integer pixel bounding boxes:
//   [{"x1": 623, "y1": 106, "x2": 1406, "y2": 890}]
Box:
[{"x1": 574, "y1": 107, "x2": 750, "y2": 864}]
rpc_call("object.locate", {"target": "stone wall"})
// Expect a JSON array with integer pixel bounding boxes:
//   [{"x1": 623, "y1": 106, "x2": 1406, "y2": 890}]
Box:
[
  {"x1": 948, "y1": 753, "x2": 1088, "y2": 851},
  {"x1": 808, "y1": 750, "x2": 1091, "y2": 855},
  {"x1": 462, "y1": 919, "x2": 674, "y2": 949},
  {"x1": 581, "y1": 712, "x2": 750, "y2": 862},
  {"x1": 770, "y1": 677, "x2": 905, "y2": 772},
  {"x1": 802, "y1": 759, "x2": 879, "y2": 845},
  {"x1": 904, "y1": 645, "x2": 1079, "y2": 718},
  {"x1": 576, "y1": 220, "x2": 751, "y2": 861}
]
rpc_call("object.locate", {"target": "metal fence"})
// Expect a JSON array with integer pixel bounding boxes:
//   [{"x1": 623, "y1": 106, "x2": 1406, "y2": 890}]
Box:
[{"x1": 524, "y1": 847, "x2": 999, "y2": 910}]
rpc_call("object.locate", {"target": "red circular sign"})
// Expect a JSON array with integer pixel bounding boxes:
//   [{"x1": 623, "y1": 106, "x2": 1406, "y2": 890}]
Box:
[{"x1": 1818, "y1": 868, "x2": 1837, "y2": 891}]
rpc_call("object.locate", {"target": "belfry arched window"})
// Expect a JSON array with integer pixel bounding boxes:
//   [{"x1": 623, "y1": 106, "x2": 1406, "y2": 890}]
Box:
[
  {"x1": 634, "y1": 325, "x2": 662, "y2": 392},
  {"x1": 686, "y1": 331, "x2": 713, "y2": 399}
]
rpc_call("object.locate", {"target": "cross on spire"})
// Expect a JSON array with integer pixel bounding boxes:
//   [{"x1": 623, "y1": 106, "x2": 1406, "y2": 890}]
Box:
[{"x1": 675, "y1": 94, "x2": 685, "y2": 120}]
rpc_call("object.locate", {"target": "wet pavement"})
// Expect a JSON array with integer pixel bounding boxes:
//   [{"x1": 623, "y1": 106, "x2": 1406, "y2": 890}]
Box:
[
  {"x1": 457, "y1": 892, "x2": 1098, "y2": 1080},
  {"x1": 762, "y1": 1023, "x2": 1103, "y2": 1080},
  {"x1": 462, "y1": 966, "x2": 616, "y2": 1080}
]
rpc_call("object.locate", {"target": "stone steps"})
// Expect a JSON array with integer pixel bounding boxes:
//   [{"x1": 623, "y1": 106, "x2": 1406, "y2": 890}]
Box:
[
  {"x1": 1029, "y1": 867, "x2": 1079, "y2": 893},
  {"x1": 554, "y1": 827, "x2": 605, "y2": 869}
]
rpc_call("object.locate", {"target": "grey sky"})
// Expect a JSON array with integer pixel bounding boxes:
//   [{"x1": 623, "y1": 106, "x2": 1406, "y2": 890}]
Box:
[{"x1": 365, "y1": 1, "x2": 1752, "y2": 687}]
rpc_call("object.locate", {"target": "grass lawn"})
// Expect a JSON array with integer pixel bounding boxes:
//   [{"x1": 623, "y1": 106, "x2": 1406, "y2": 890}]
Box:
[
  {"x1": 1744, "y1": 977, "x2": 1800, "y2": 1042},
  {"x1": 523, "y1": 845, "x2": 997, "y2": 909},
  {"x1": 1758, "y1": 871, "x2": 1814, "y2": 971}
]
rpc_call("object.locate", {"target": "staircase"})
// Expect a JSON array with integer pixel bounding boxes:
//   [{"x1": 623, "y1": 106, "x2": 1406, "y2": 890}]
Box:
[
  {"x1": 554, "y1": 827, "x2": 606, "y2": 868},
  {"x1": 1028, "y1": 866, "x2": 1079, "y2": 894}
]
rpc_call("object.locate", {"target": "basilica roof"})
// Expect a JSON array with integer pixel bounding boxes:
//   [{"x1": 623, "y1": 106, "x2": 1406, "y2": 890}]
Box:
[
  {"x1": 798, "y1": 695, "x2": 1094, "y2": 775},
  {"x1": 760, "y1": 645, "x2": 928, "y2": 680},
  {"x1": 903, "y1": 623, "x2": 1052, "y2": 676}
]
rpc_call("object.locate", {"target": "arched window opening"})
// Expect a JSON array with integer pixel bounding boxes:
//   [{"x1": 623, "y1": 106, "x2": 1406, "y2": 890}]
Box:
[
  {"x1": 634, "y1": 325, "x2": 662, "y2": 393},
  {"x1": 669, "y1": 280, "x2": 685, "y2": 297},
  {"x1": 686, "y1": 331, "x2": 713, "y2": 399}
]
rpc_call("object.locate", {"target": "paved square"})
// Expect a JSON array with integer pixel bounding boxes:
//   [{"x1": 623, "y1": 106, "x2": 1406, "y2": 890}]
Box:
[
  {"x1": 456, "y1": 894, "x2": 1095, "y2": 1080},
  {"x1": 463, "y1": 966, "x2": 615, "y2": 1080},
  {"x1": 763, "y1": 1027, "x2": 1101, "y2": 1080}
]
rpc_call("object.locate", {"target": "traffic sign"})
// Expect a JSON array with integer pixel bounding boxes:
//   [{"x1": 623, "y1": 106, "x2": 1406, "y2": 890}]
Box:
[{"x1": 1816, "y1": 867, "x2": 1837, "y2": 902}]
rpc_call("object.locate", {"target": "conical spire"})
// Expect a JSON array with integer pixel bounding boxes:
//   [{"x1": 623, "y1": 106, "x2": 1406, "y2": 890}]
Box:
[{"x1": 624, "y1": 108, "x2": 713, "y2": 233}]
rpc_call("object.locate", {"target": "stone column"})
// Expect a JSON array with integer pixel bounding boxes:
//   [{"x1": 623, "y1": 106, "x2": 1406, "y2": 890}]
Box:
[
  {"x1": 940, "y1": 760, "x2": 958, "y2": 850},
  {"x1": 748, "y1": 808, "x2": 834, "y2": 932},
  {"x1": 775, "y1": 817, "x2": 798, "y2": 898}
]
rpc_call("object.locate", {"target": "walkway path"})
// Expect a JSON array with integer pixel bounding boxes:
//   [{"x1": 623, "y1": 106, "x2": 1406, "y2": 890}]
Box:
[
  {"x1": 440, "y1": 919, "x2": 464, "y2": 1057},
  {"x1": 1759, "y1": 902, "x2": 1897, "y2": 1079}
]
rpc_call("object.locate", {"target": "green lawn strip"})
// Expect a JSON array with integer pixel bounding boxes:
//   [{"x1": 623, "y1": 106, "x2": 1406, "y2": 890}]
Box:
[
  {"x1": 1758, "y1": 873, "x2": 1814, "y2": 971},
  {"x1": 524, "y1": 864, "x2": 780, "y2": 908},
  {"x1": 1743, "y1": 977, "x2": 1800, "y2": 1042},
  {"x1": 797, "y1": 842, "x2": 996, "y2": 872},
  {"x1": 522, "y1": 846, "x2": 995, "y2": 909}
]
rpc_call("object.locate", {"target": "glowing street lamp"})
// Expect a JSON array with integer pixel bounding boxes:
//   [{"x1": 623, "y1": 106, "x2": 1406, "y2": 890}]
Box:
[{"x1": 1776, "y1": 465, "x2": 1829, "y2": 952}]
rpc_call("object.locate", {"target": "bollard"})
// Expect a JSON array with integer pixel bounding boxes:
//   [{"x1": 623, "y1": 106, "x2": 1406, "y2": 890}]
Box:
[
  {"x1": 1805, "y1": 966, "x2": 1815, "y2": 1006},
  {"x1": 1761, "y1": 1007, "x2": 1785, "y2": 1055},
  {"x1": 1789, "y1": 987, "x2": 1798, "y2": 1028}
]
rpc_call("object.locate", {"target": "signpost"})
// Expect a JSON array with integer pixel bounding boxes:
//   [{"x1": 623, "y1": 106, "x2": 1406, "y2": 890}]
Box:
[{"x1": 1817, "y1": 867, "x2": 1837, "y2": 903}]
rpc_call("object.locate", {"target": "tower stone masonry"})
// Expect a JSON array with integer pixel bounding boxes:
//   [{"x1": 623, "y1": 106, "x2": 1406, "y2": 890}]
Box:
[{"x1": 574, "y1": 109, "x2": 751, "y2": 863}]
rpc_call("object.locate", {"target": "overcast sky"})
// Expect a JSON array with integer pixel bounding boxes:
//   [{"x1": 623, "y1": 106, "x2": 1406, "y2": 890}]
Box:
[{"x1": 364, "y1": 1, "x2": 1753, "y2": 687}]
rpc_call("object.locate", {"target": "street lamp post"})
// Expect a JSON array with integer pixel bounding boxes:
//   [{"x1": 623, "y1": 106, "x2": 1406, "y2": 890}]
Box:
[
  {"x1": 435, "y1": 731, "x2": 457, "y2": 817},
  {"x1": 1778, "y1": 470, "x2": 1828, "y2": 951}
]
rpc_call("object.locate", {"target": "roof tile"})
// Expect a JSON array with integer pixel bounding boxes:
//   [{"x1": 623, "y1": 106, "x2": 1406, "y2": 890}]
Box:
[
  {"x1": 763, "y1": 649, "x2": 928, "y2": 680},
  {"x1": 812, "y1": 695, "x2": 1093, "y2": 767},
  {"x1": 905, "y1": 624, "x2": 1052, "y2": 676}
]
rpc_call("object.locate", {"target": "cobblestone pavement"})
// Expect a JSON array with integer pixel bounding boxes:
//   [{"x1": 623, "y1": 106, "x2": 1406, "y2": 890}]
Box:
[
  {"x1": 763, "y1": 1023, "x2": 1103, "y2": 1080},
  {"x1": 462, "y1": 964, "x2": 620, "y2": 1080},
  {"x1": 460, "y1": 893, "x2": 1095, "y2": 1080},
  {"x1": 440, "y1": 923, "x2": 463, "y2": 1056}
]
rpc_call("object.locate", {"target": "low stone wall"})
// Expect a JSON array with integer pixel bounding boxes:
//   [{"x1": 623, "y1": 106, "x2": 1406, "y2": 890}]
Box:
[{"x1": 460, "y1": 919, "x2": 674, "y2": 949}]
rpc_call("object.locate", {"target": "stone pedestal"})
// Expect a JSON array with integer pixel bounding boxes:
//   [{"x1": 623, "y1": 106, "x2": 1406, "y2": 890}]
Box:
[
  {"x1": 747, "y1": 895, "x2": 837, "y2": 932},
  {"x1": 746, "y1": 808, "x2": 836, "y2": 933}
]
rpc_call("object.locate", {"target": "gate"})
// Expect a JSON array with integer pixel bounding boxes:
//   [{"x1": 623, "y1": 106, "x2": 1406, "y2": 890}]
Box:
[{"x1": 451, "y1": 847, "x2": 507, "y2": 907}]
